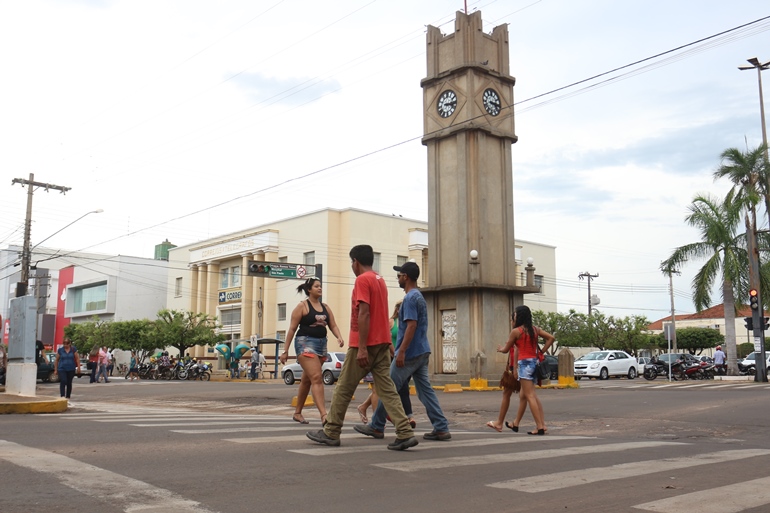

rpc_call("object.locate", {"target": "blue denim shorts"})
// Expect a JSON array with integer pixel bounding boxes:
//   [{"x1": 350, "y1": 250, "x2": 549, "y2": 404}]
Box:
[
  {"x1": 518, "y1": 358, "x2": 538, "y2": 381},
  {"x1": 294, "y1": 336, "x2": 328, "y2": 359}
]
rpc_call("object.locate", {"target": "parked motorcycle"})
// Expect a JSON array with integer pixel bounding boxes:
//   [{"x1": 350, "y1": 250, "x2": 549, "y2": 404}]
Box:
[{"x1": 643, "y1": 357, "x2": 670, "y2": 380}]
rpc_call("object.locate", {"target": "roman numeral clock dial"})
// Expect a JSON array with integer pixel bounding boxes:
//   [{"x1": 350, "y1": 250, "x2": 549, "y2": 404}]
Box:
[
  {"x1": 483, "y1": 88, "x2": 501, "y2": 116},
  {"x1": 437, "y1": 90, "x2": 457, "y2": 118}
]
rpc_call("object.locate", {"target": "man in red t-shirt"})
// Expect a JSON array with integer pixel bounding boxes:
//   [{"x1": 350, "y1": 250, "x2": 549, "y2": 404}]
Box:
[{"x1": 307, "y1": 245, "x2": 417, "y2": 450}]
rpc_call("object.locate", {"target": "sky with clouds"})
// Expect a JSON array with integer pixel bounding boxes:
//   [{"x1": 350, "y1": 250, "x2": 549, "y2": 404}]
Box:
[{"x1": 1, "y1": 0, "x2": 769, "y2": 322}]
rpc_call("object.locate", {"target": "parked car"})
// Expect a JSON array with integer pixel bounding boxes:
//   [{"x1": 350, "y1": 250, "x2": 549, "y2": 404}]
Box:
[
  {"x1": 656, "y1": 353, "x2": 701, "y2": 366},
  {"x1": 574, "y1": 350, "x2": 637, "y2": 380},
  {"x1": 636, "y1": 356, "x2": 651, "y2": 374},
  {"x1": 738, "y1": 352, "x2": 770, "y2": 374},
  {"x1": 543, "y1": 354, "x2": 558, "y2": 380},
  {"x1": 37, "y1": 353, "x2": 59, "y2": 383},
  {"x1": 282, "y1": 352, "x2": 346, "y2": 386}
]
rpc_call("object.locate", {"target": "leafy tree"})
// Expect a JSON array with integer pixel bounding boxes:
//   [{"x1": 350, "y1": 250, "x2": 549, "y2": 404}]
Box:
[
  {"x1": 669, "y1": 327, "x2": 724, "y2": 355},
  {"x1": 63, "y1": 317, "x2": 112, "y2": 356},
  {"x1": 152, "y1": 310, "x2": 225, "y2": 357},
  {"x1": 737, "y1": 342, "x2": 755, "y2": 359},
  {"x1": 111, "y1": 319, "x2": 158, "y2": 364},
  {"x1": 606, "y1": 315, "x2": 650, "y2": 356},
  {"x1": 662, "y1": 194, "x2": 745, "y2": 375}
]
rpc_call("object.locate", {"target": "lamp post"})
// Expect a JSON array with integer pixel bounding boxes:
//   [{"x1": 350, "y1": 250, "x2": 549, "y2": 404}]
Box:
[
  {"x1": 739, "y1": 57, "x2": 769, "y2": 382},
  {"x1": 738, "y1": 57, "x2": 769, "y2": 161},
  {"x1": 31, "y1": 209, "x2": 104, "y2": 251}
]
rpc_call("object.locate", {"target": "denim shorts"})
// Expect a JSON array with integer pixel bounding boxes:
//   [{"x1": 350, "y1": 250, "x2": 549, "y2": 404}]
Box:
[
  {"x1": 294, "y1": 336, "x2": 328, "y2": 359},
  {"x1": 518, "y1": 358, "x2": 538, "y2": 381}
]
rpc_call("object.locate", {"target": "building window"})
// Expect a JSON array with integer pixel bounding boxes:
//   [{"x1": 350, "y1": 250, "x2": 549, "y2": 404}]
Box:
[
  {"x1": 276, "y1": 331, "x2": 286, "y2": 353},
  {"x1": 220, "y1": 268, "x2": 229, "y2": 289},
  {"x1": 303, "y1": 251, "x2": 315, "y2": 266},
  {"x1": 373, "y1": 252, "x2": 381, "y2": 273},
  {"x1": 535, "y1": 275, "x2": 544, "y2": 294},
  {"x1": 70, "y1": 282, "x2": 108, "y2": 313},
  {"x1": 277, "y1": 303, "x2": 287, "y2": 321},
  {"x1": 231, "y1": 266, "x2": 240, "y2": 287},
  {"x1": 220, "y1": 309, "x2": 241, "y2": 327},
  {"x1": 397, "y1": 255, "x2": 408, "y2": 267},
  {"x1": 515, "y1": 247, "x2": 522, "y2": 263},
  {"x1": 175, "y1": 277, "x2": 182, "y2": 297}
]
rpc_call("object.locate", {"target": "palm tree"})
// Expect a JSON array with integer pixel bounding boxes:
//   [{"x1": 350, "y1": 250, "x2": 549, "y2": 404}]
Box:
[
  {"x1": 662, "y1": 194, "x2": 746, "y2": 375},
  {"x1": 714, "y1": 144, "x2": 769, "y2": 228}
]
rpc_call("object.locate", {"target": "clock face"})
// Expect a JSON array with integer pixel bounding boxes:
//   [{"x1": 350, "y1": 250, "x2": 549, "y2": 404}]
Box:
[
  {"x1": 483, "y1": 88, "x2": 501, "y2": 116},
  {"x1": 437, "y1": 90, "x2": 457, "y2": 118}
]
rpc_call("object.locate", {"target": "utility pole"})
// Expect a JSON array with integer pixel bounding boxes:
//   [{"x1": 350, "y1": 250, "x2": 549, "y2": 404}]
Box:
[
  {"x1": 578, "y1": 272, "x2": 599, "y2": 316},
  {"x1": 11, "y1": 173, "x2": 71, "y2": 297},
  {"x1": 664, "y1": 267, "x2": 680, "y2": 352}
]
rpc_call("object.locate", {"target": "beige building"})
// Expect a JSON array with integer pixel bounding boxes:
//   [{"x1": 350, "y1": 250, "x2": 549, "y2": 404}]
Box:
[{"x1": 165, "y1": 208, "x2": 556, "y2": 371}]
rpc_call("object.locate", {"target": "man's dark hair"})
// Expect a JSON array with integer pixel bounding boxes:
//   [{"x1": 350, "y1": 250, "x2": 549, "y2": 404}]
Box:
[{"x1": 349, "y1": 245, "x2": 374, "y2": 266}]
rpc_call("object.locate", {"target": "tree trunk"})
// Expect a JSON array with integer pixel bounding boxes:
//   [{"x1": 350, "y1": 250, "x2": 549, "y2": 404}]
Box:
[{"x1": 723, "y1": 280, "x2": 739, "y2": 376}]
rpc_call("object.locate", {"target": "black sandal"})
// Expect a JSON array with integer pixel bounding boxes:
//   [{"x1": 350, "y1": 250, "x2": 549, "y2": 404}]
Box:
[
  {"x1": 505, "y1": 421, "x2": 519, "y2": 433},
  {"x1": 527, "y1": 428, "x2": 545, "y2": 436}
]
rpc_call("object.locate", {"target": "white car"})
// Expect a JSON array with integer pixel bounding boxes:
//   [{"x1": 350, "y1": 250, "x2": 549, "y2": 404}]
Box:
[
  {"x1": 574, "y1": 350, "x2": 638, "y2": 380},
  {"x1": 282, "y1": 352, "x2": 346, "y2": 386}
]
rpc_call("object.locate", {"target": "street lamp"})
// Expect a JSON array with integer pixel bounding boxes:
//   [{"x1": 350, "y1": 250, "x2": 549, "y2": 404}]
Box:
[
  {"x1": 738, "y1": 57, "x2": 770, "y2": 161},
  {"x1": 31, "y1": 208, "x2": 104, "y2": 251},
  {"x1": 17, "y1": 209, "x2": 104, "y2": 297}
]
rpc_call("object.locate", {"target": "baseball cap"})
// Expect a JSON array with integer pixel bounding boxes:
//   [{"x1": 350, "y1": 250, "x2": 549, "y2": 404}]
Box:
[{"x1": 393, "y1": 261, "x2": 420, "y2": 280}]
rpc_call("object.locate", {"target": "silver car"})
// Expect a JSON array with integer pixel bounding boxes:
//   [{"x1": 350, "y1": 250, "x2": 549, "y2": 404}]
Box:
[{"x1": 282, "y1": 352, "x2": 346, "y2": 386}]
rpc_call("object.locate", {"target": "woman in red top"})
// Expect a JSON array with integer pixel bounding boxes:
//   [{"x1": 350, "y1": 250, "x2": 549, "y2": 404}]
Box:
[{"x1": 487, "y1": 305, "x2": 554, "y2": 435}]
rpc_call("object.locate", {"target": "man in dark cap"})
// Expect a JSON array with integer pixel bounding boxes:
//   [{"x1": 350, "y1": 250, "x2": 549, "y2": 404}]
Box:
[{"x1": 355, "y1": 261, "x2": 452, "y2": 442}]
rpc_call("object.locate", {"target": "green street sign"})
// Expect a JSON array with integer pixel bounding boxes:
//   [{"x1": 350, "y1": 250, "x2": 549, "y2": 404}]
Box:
[{"x1": 269, "y1": 266, "x2": 297, "y2": 278}]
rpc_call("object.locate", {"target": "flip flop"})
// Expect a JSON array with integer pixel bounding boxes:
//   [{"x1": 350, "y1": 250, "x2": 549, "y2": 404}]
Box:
[
  {"x1": 292, "y1": 413, "x2": 309, "y2": 425},
  {"x1": 486, "y1": 421, "x2": 502, "y2": 432},
  {"x1": 356, "y1": 405, "x2": 368, "y2": 424}
]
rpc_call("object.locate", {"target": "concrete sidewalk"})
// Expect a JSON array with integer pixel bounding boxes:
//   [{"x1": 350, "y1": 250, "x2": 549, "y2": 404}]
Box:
[{"x1": 0, "y1": 388, "x2": 68, "y2": 414}]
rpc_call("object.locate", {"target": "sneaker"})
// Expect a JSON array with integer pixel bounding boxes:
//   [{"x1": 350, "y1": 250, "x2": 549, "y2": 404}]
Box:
[
  {"x1": 423, "y1": 430, "x2": 452, "y2": 441},
  {"x1": 354, "y1": 424, "x2": 384, "y2": 439},
  {"x1": 387, "y1": 437, "x2": 419, "y2": 451},
  {"x1": 306, "y1": 429, "x2": 340, "y2": 447}
]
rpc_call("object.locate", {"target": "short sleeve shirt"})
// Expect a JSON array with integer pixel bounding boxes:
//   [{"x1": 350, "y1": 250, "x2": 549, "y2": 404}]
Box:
[
  {"x1": 349, "y1": 271, "x2": 390, "y2": 348},
  {"x1": 396, "y1": 288, "x2": 430, "y2": 359},
  {"x1": 57, "y1": 346, "x2": 78, "y2": 372}
]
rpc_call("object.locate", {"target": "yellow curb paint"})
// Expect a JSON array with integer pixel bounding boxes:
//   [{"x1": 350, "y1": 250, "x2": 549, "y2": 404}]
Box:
[
  {"x1": 443, "y1": 383, "x2": 463, "y2": 393},
  {"x1": 291, "y1": 396, "x2": 315, "y2": 407},
  {"x1": 0, "y1": 397, "x2": 68, "y2": 414},
  {"x1": 468, "y1": 378, "x2": 489, "y2": 390}
]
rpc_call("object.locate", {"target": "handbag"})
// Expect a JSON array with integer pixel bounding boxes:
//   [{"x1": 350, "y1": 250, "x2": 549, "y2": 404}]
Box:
[
  {"x1": 86, "y1": 361, "x2": 94, "y2": 370},
  {"x1": 499, "y1": 352, "x2": 521, "y2": 392},
  {"x1": 535, "y1": 347, "x2": 550, "y2": 380}
]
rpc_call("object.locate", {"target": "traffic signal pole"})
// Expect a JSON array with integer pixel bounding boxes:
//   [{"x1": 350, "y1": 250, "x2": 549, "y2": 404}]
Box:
[{"x1": 748, "y1": 212, "x2": 768, "y2": 381}]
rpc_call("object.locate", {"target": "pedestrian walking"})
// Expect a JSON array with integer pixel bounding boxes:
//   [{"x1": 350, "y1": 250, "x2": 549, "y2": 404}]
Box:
[{"x1": 54, "y1": 338, "x2": 81, "y2": 403}]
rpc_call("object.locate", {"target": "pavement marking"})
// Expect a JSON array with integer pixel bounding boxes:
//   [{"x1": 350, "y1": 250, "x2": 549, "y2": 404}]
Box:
[
  {"x1": 487, "y1": 449, "x2": 770, "y2": 492},
  {"x1": 93, "y1": 417, "x2": 288, "y2": 423},
  {"x1": 290, "y1": 435, "x2": 595, "y2": 456},
  {"x1": 171, "y1": 426, "x2": 318, "y2": 434},
  {"x1": 372, "y1": 441, "x2": 685, "y2": 472},
  {"x1": 680, "y1": 383, "x2": 710, "y2": 388},
  {"x1": 225, "y1": 430, "x2": 495, "y2": 444},
  {"x1": 633, "y1": 475, "x2": 770, "y2": 512},
  {"x1": 0, "y1": 439, "x2": 218, "y2": 513},
  {"x1": 129, "y1": 421, "x2": 270, "y2": 427}
]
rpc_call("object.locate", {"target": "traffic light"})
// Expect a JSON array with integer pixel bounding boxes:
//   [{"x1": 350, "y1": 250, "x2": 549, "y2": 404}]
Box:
[
  {"x1": 750, "y1": 289, "x2": 760, "y2": 310},
  {"x1": 745, "y1": 316, "x2": 754, "y2": 331},
  {"x1": 247, "y1": 262, "x2": 271, "y2": 276}
]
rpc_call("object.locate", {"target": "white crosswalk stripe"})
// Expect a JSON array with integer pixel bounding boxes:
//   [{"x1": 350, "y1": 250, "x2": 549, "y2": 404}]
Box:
[
  {"x1": 633, "y1": 476, "x2": 770, "y2": 512},
  {"x1": 487, "y1": 449, "x2": 770, "y2": 492},
  {"x1": 371, "y1": 441, "x2": 686, "y2": 472}
]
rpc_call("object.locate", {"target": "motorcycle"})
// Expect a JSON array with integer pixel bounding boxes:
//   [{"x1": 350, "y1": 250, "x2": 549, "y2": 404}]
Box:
[
  {"x1": 187, "y1": 361, "x2": 211, "y2": 381},
  {"x1": 643, "y1": 357, "x2": 670, "y2": 380}
]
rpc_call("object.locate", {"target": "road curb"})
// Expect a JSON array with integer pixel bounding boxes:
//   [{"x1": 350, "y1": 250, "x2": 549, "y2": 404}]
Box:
[{"x1": 0, "y1": 392, "x2": 68, "y2": 414}]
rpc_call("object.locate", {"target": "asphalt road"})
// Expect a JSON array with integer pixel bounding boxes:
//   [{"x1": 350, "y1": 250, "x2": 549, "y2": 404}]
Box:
[{"x1": 2, "y1": 377, "x2": 769, "y2": 513}]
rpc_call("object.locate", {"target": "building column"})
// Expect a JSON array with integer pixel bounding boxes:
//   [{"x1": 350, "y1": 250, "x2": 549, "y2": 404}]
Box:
[
  {"x1": 241, "y1": 254, "x2": 253, "y2": 341},
  {"x1": 196, "y1": 263, "x2": 208, "y2": 314},
  {"x1": 205, "y1": 262, "x2": 220, "y2": 319},
  {"x1": 189, "y1": 265, "x2": 199, "y2": 312}
]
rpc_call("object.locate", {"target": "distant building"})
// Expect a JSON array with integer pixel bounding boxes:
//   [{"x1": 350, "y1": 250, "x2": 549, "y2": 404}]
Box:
[
  {"x1": 0, "y1": 245, "x2": 168, "y2": 350},
  {"x1": 647, "y1": 303, "x2": 762, "y2": 348}
]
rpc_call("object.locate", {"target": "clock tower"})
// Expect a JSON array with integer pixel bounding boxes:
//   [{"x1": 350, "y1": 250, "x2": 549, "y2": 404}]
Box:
[{"x1": 421, "y1": 10, "x2": 537, "y2": 383}]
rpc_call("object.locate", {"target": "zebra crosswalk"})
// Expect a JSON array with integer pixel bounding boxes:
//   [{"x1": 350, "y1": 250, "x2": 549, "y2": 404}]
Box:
[{"x1": 42, "y1": 404, "x2": 770, "y2": 511}]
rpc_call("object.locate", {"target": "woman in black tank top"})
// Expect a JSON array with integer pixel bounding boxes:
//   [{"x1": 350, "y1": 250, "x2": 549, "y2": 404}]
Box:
[{"x1": 279, "y1": 278, "x2": 345, "y2": 425}]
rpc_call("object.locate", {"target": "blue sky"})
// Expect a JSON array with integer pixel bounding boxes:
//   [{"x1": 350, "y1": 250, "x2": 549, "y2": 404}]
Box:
[{"x1": 1, "y1": 0, "x2": 769, "y2": 321}]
